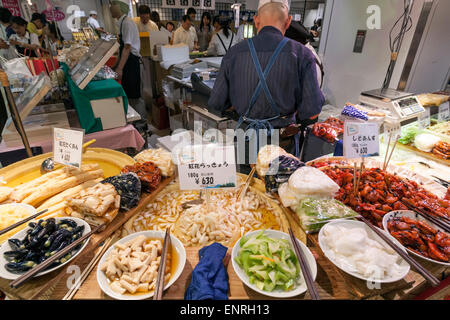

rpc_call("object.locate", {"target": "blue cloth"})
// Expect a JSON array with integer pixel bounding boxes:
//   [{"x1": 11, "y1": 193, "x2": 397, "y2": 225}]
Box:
[
  {"x1": 208, "y1": 26, "x2": 324, "y2": 129},
  {"x1": 334, "y1": 139, "x2": 343, "y2": 156},
  {"x1": 184, "y1": 243, "x2": 229, "y2": 300}
]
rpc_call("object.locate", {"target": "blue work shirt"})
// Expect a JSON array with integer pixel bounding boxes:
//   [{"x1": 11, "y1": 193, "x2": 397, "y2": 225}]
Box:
[{"x1": 208, "y1": 26, "x2": 324, "y2": 128}]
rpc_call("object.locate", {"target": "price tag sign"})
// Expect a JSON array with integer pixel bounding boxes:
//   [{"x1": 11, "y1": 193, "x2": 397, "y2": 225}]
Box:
[
  {"x1": 176, "y1": 144, "x2": 237, "y2": 190},
  {"x1": 53, "y1": 128, "x2": 84, "y2": 168},
  {"x1": 438, "y1": 101, "x2": 450, "y2": 122},
  {"x1": 343, "y1": 121, "x2": 379, "y2": 158},
  {"x1": 418, "y1": 108, "x2": 431, "y2": 130}
]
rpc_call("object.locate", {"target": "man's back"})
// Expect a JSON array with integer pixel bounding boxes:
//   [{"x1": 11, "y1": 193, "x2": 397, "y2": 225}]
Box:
[{"x1": 208, "y1": 26, "x2": 324, "y2": 127}]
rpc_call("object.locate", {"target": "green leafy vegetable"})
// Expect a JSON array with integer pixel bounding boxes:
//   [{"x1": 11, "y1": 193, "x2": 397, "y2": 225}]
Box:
[
  {"x1": 234, "y1": 230, "x2": 300, "y2": 292},
  {"x1": 398, "y1": 125, "x2": 419, "y2": 145}
]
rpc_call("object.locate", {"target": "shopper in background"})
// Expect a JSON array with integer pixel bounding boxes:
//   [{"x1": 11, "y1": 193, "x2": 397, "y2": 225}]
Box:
[
  {"x1": 87, "y1": 10, "x2": 106, "y2": 35},
  {"x1": 133, "y1": 5, "x2": 158, "y2": 32},
  {"x1": 212, "y1": 15, "x2": 221, "y2": 33},
  {"x1": 166, "y1": 21, "x2": 175, "y2": 37},
  {"x1": 27, "y1": 13, "x2": 45, "y2": 38},
  {"x1": 42, "y1": 23, "x2": 64, "y2": 56},
  {"x1": 9, "y1": 16, "x2": 40, "y2": 57},
  {"x1": 207, "y1": 17, "x2": 237, "y2": 56},
  {"x1": 285, "y1": 21, "x2": 323, "y2": 88},
  {"x1": 310, "y1": 18, "x2": 322, "y2": 37},
  {"x1": 208, "y1": 0, "x2": 324, "y2": 161},
  {"x1": 186, "y1": 7, "x2": 198, "y2": 51},
  {"x1": 0, "y1": 7, "x2": 16, "y2": 60},
  {"x1": 110, "y1": 1, "x2": 146, "y2": 119},
  {"x1": 150, "y1": 11, "x2": 164, "y2": 31},
  {"x1": 172, "y1": 15, "x2": 198, "y2": 51},
  {"x1": 197, "y1": 12, "x2": 212, "y2": 52}
]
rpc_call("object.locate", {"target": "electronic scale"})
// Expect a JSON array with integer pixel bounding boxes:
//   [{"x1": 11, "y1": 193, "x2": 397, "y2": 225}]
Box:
[{"x1": 359, "y1": 88, "x2": 425, "y2": 124}]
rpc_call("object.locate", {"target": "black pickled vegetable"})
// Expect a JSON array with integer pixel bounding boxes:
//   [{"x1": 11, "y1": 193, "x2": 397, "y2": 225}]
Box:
[
  {"x1": 102, "y1": 173, "x2": 141, "y2": 210},
  {"x1": 2, "y1": 218, "x2": 86, "y2": 274},
  {"x1": 264, "y1": 155, "x2": 304, "y2": 192}
]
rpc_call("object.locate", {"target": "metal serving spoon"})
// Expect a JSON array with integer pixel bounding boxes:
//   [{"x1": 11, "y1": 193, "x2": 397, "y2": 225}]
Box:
[{"x1": 40, "y1": 139, "x2": 96, "y2": 174}]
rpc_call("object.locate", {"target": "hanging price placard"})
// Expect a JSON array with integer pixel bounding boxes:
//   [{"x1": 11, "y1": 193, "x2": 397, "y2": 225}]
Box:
[
  {"x1": 438, "y1": 102, "x2": 449, "y2": 122},
  {"x1": 343, "y1": 121, "x2": 380, "y2": 159},
  {"x1": 176, "y1": 144, "x2": 237, "y2": 190},
  {"x1": 53, "y1": 128, "x2": 84, "y2": 168}
]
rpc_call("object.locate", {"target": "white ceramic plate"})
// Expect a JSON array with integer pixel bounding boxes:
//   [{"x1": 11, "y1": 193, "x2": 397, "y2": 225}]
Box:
[
  {"x1": 0, "y1": 217, "x2": 91, "y2": 280},
  {"x1": 318, "y1": 219, "x2": 410, "y2": 283},
  {"x1": 383, "y1": 210, "x2": 450, "y2": 266},
  {"x1": 231, "y1": 229, "x2": 317, "y2": 298},
  {"x1": 96, "y1": 230, "x2": 186, "y2": 300}
]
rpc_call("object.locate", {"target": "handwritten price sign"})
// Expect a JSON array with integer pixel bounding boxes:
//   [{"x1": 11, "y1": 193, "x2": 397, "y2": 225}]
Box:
[
  {"x1": 53, "y1": 128, "x2": 84, "y2": 168},
  {"x1": 343, "y1": 121, "x2": 380, "y2": 159}
]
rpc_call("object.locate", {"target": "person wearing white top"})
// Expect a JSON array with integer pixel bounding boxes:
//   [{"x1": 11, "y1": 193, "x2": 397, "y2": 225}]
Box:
[
  {"x1": 9, "y1": 16, "x2": 40, "y2": 57},
  {"x1": 133, "y1": 5, "x2": 158, "y2": 33},
  {"x1": 207, "y1": 18, "x2": 237, "y2": 56},
  {"x1": 110, "y1": 2, "x2": 146, "y2": 118},
  {"x1": 172, "y1": 15, "x2": 198, "y2": 51},
  {"x1": 87, "y1": 11, "x2": 105, "y2": 35}
]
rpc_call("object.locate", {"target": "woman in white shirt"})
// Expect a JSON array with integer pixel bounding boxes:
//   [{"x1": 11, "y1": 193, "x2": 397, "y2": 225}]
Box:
[
  {"x1": 9, "y1": 16, "x2": 40, "y2": 57},
  {"x1": 207, "y1": 18, "x2": 237, "y2": 57}
]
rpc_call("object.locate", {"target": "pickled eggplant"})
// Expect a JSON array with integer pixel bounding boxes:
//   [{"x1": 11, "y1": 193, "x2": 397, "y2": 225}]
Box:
[{"x1": 2, "y1": 218, "x2": 86, "y2": 274}]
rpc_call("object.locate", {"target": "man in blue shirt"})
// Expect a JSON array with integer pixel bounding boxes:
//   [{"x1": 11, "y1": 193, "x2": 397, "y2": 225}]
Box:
[{"x1": 208, "y1": 0, "x2": 324, "y2": 161}]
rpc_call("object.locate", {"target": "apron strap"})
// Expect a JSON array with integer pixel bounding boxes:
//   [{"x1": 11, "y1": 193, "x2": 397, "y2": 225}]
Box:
[{"x1": 247, "y1": 37, "x2": 289, "y2": 117}]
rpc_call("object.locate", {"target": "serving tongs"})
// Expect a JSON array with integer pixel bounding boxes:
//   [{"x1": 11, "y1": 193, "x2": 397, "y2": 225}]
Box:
[
  {"x1": 288, "y1": 228, "x2": 320, "y2": 300},
  {"x1": 154, "y1": 228, "x2": 171, "y2": 300},
  {"x1": 0, "y1": 209, "x2": 48, "y2": 236},
  {"x1": 236, "y1": 166, "x2": 256, "y2": 202},
  {"x1": 181, "y1": 190, "x2": 204, "y2": 210},
  {"x1": 432, "y1": 175, "x2": 449, "y2": 188},
  {"x1": 10, "y1": 223, "x2": 106, "y2": 289}
]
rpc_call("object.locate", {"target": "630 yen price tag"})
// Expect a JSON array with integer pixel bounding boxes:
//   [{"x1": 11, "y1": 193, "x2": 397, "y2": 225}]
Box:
[
  {"x1": 53, "y1": 128, "x2": 84, "y2": 168},
  {"x1": 176, "y1": 144, "x2": 237, "y2": 190},
  {"x1": 343, "y1": 121, "x2": 380, "y2": 159}
]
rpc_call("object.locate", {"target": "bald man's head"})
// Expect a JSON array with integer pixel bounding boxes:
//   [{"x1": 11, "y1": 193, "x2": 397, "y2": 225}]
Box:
[{"x1": 255, "y1": 3, "x2": 292, "y2": 35}]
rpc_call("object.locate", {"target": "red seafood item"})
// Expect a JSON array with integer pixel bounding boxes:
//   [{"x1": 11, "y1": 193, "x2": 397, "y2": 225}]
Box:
[
  {"x1": 387, "y1": 216, "x2": 449, "y2": 262},
  {"x1": 122, "y1": 161, "x2": 162, "y2": 192},
  {"x1": 322, "y1": 167, "x2": 450, "y2": 228}
]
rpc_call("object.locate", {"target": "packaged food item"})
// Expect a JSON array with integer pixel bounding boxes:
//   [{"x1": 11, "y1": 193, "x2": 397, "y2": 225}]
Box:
[
  {"x1": 288, "y1": 166, "x2": 340, "y2": 198},
  {"x1": 256, "y1": 145, "x2": 288, "y2": 177},
  {"x1": 312, "y1": 122, "x2": 339, "y2": 143},
  {"x1": 295, "y1": 198, "x2": 358, "y2": 233},
  {"x1": 264, "y1": 155, "x2": 304, "y2": 192},
  {"x1": 414, "y1": 133, "x2": 441, "y2": 152},
  {"x1": 341, "y1": 104, "x2": 369, "y2": 121}
]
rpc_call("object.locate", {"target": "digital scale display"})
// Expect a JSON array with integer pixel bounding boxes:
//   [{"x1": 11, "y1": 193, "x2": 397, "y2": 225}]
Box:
[{"x1": 395, "y1": 97, "x2": 424, "y2": 117}]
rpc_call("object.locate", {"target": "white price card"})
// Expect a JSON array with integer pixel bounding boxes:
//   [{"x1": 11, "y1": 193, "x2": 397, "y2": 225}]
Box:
[
  {"x1": 176, "y1": 144, "x2": 237, "y2": 190},
  {"x1": 53, "y1": 128, "x2": 84, "y2": 168},
  {"x1": 343, "y1": 121, "x2": 380, "y2": 159},
  {"x1": 418, "y1": 108, "x2": 431, "y2": 130},
  {"x1": 438, "y1": 102, "x2": 450, "y2": 122}
]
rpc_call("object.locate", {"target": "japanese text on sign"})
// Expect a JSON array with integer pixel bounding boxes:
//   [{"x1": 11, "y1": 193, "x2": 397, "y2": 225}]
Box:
[
  {"x1": 343, "y1": 121, "x2": 379, "y2": 159},
  {"x1": 177, "y1": 144, "x2": 236, "y2": 190},
  {"x1": 162, "y1": 0, "x2": 215, "y2": 9},
  {"x1": 53, "y1": 128, "x2": 84, "y2": 168}
]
